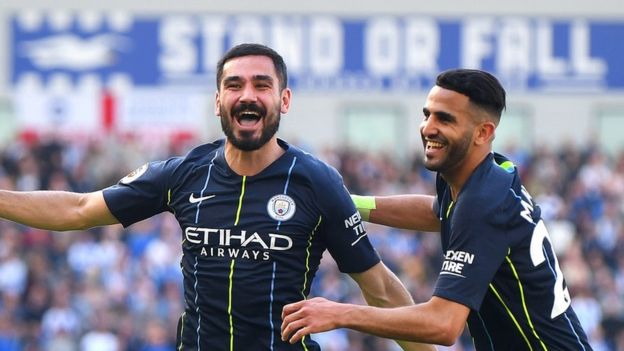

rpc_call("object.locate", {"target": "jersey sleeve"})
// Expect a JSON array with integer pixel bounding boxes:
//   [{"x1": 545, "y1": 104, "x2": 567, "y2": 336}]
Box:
[
  {"x1": 316, "y1": 167, "x2": 381, "y2": 273},
  {"x1": 102, "y1": 160, "x2": 175, "y2": 227},
  {"x1": 433, "y1": 196, "x2": 510, "y2": 310}
]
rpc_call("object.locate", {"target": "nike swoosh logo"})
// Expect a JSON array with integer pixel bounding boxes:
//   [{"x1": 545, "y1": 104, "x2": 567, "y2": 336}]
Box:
[{"x1": 189, "y1": 193, "x2": 216, "y2": 204}]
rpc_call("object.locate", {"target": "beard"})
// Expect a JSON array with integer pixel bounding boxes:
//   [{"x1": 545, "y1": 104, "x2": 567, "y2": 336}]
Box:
[
  {"x1": 220, "y1": 102, "x2": 281, "y2": 151},
  {"x1": 423, "y1": 130, "x2": 472, "y2": 174}
]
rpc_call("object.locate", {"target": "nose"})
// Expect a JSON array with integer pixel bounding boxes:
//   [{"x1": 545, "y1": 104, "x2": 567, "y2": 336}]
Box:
[
  {"x1": 420, "y1": 116, "x2": 436, "y2": 138},
  {"x1": 239, "y1": 84, "x2": 258, "y2": 103}
]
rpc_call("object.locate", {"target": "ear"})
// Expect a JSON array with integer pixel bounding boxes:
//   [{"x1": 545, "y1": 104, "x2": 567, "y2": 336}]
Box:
[
  {"x1": 474, "y1": 121, "x2": 496, "y2": 146},
  {"x1": 280, "y1": 88, "x2": 292, "y2": 114},
  {"x1": 214, "y1": 90, "x2": 221, "y2": 117}
]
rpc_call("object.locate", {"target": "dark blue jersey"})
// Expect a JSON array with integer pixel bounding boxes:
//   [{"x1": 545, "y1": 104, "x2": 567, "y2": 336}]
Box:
[
  {"x1": 103, "y1": 139, "x2": 380, "y2": 351},
  {"x1": 433, "y1": 153, "x2": 592, "y2": 351}
]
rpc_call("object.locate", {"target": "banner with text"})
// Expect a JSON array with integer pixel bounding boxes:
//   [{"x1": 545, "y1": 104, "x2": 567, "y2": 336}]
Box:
[{"x1": 10, "y1": 12, "x2": 624, "y2": 92}]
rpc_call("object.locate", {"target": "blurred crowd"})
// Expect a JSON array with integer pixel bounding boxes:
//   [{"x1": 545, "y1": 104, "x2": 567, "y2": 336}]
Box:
[{"x1": 0, "y1": 134, "x2": 622, "y2": 351}]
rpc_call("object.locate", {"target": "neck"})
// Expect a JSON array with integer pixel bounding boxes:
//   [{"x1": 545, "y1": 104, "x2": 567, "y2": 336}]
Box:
[{"x1": 224, "y1": 137, "x2": 285, "y2": 176}]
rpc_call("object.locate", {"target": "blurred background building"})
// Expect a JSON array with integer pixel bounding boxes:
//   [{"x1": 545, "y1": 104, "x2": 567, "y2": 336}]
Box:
[{"x1": 0, "y1": 0, "x2": 622, "y2": 350}]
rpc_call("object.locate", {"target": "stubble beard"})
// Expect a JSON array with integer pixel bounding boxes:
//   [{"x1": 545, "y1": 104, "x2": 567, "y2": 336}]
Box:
[{"x1": 424, "y1": 131, "x2": 472, "y2": 175}]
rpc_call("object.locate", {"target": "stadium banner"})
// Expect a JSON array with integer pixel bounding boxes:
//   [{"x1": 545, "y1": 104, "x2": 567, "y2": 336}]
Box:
[{"x1": 9, "y1": 12, "x2": 624, "y2": 93}]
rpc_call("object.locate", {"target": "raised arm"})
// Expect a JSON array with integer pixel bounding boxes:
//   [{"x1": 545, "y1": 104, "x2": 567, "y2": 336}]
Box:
[
  {"x1": 0, "y1": 190, "x2": 118, "y2": 231},
  {"x1": 345, "y1": 262, "x2": 437, "y2": 351},
  {"x1": 352, "y1": 194, "x2": 440, "y2": 232}
]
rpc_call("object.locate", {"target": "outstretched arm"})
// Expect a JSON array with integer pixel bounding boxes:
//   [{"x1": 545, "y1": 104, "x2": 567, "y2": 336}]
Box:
[
  {"x1": 0, "y1": 190, "x2": 118, "y2": 231},
  {"x1": 352, "y1": 194, "x2": 440, "y2": 232},
  {"x1": 334, "y1": 262, "x2": 436, "y2": 351},
  {"x1": 282, "y1": 295, "x2": 469, "y2": 347}
]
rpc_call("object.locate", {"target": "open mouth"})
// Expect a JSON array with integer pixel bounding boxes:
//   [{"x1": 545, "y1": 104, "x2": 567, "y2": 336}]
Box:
[
  {"x1": 424, "y1": 139, "x2": 446, "y2": 157},
  {"x1": 426, "y1": 140, "x2": 444, "y2": 150},
  {"x1": 232, "y1": 103, "x2": 265, "y2": 128},
  {"x1": 237, "y1": 111, "x2": 262, "y2": 127}
]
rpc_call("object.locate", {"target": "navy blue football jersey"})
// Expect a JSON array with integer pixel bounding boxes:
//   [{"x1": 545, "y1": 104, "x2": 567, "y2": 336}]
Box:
[
  {"x1": 103, "y1": 139, "x2": 380, "y2": 351},
  {"x1": 433, "y1": 153, "x2": 592, "y2": 350}
]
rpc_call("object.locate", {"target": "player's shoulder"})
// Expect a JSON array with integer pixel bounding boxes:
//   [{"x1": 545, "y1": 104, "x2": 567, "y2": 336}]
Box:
[
  {"x1": 184, "y1": 139, "x2": 224, "y2": 161},
  {"x1": 168, "y1": 139, "x2": 222, "y2": 167},
  {"x1": 147, "y1": 139, "x2": 223, "y2": 180},
  {"x1": 458, "y1": 153, "x2": 519, "y2": 216},
  {"x1": 282, "y1": 139, "x2": 342, "y2": 181},
  {"x1": 282, "y1": 140, "x2": 353, "y2": 213}
]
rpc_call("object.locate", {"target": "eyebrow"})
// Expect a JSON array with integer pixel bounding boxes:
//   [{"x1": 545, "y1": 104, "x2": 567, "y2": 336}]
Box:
[
  {"x1": 222, "y1": 75, "x2": 274, "y2": 84},
  {"x1": 423, "y1": 107, "x2": 456, "y2": 122},
  {"x1": 252, "y1": 75, "x2": 274, "y2": 82}
]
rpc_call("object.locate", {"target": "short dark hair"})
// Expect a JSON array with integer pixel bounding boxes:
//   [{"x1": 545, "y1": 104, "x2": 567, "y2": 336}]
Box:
[
  {"x1": 435, "y1": 69, "x2": 506, "y2": 121},
  {"x1": 216, "y1": 43, "x2": 288, "y2": 91}
]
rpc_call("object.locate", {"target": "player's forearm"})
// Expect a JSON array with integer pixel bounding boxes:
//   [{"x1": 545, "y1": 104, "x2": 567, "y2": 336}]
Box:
[
  {"x1": 357, "y1": 294, "x2": 437, "y2": 350},
  {"x1": 356, "y1": 265, "x2": 437, "y2": 351},
  {"x1": 359, "y1": 268, "x2": 414, "y2": 308},
  {"x1": 369, "y1": 195, "x2": 440, "y2": 232},
  {"x1": 0, "y1": 190, "x2": 110, "y2": 231},
  {"x1": 368, "y1": 287, "x2": 438, "y2": 351},
  {"x1": 352, "y1": 262, "x2": 414, "y2": 309},
  {"x1": 341, "y1": 303, "x2": 453, "y2": 346}
]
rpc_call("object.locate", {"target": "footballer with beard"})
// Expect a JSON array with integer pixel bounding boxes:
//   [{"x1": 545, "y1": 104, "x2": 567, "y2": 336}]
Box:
[
  {"x1": 0, "y1": 43, "x2": 434, "y2": 351},
  {"x1": 281, "y1": 69, "x2": 593, "y2": 351}
]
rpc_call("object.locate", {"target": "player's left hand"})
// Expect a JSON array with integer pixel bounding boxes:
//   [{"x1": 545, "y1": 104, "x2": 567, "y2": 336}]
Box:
[{"x1": 281, "y1": 297, "x2": 344, "y2": 343}]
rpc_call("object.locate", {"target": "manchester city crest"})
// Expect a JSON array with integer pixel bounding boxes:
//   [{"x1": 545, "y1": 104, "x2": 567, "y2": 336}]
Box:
[{"x1": 267, "y1": 194, "x2": 296, "y2": 221}]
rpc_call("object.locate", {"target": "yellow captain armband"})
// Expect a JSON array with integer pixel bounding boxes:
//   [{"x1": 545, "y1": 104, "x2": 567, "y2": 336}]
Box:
[{"x1": 350, "y1": 194, "x2": 376, "y2": 222}]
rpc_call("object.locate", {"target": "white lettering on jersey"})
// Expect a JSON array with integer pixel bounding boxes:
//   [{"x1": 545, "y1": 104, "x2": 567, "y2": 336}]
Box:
[
  {"x1": 344, "y1": 211, "x2": 367, "y2": 246},
  {"x1": 518, "y1": 187, "x2": 571, "y2": 318},
  {"x1": 441, "y1": 250, "x2": 475, "y2": 277},
  {"x1": 185, "y1": 227, "x2": 293, "y2": 251}
]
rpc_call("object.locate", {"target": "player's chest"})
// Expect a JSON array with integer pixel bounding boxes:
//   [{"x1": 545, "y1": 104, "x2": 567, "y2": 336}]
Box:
[{"x1": 168, "y1": 173, "x2": 319, "y2": 237}]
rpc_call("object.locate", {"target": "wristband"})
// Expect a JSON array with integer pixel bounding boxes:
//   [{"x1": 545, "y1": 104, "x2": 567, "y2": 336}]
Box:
[{"x1": 350, "y1": 194, "x2": 376, "y2": 222}]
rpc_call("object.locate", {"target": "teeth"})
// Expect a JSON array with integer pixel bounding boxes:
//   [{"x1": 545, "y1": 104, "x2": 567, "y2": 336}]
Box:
[{"x1": 427, "y1": 141, "x2": 444, "y2": 148}]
